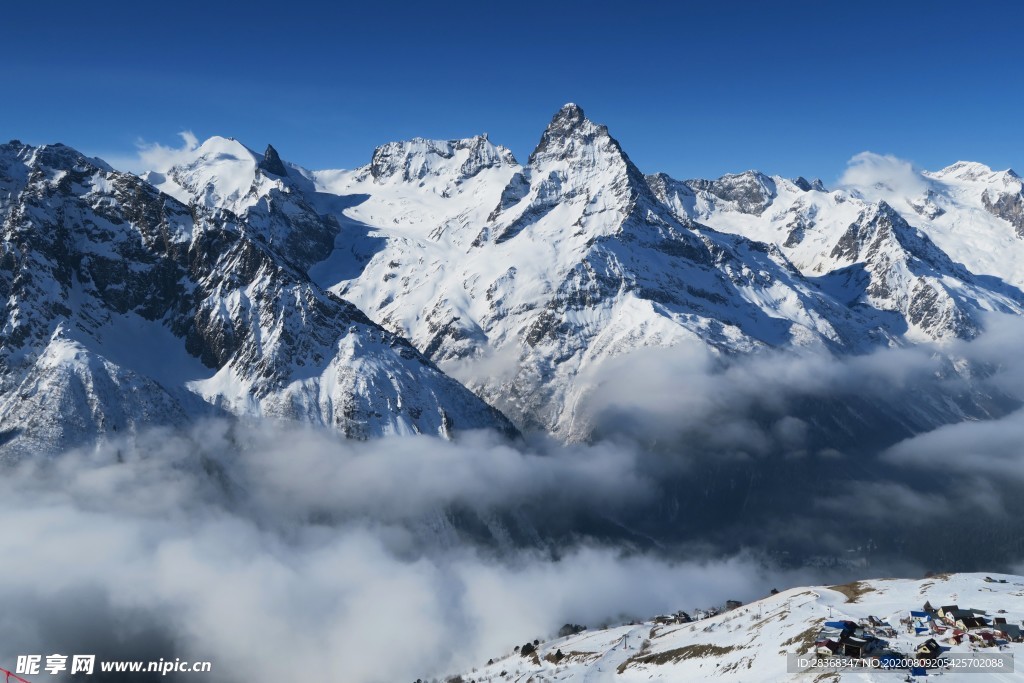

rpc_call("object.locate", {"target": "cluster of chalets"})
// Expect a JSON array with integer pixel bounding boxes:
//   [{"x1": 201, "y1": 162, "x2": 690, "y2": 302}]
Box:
[
  {"x1": 908, "y1": 598, "x2": 1023, "y2": 647},
  {"x1": 815, "y1": 619, "x2": 890, "y2": 661},
  {"x1": 813, "y1": 587, "x2": 1024, "y2": 675}
]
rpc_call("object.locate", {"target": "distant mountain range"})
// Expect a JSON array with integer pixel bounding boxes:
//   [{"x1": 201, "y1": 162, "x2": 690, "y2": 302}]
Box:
[{"x1": 4, "y1": 103, "x2": 1024, "y2": 454}]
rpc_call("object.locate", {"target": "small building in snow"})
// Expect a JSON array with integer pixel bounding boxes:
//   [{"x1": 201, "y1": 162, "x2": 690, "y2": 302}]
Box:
[
  {"x1": 996, "y1": 624, "x2": 1023, "y2": 642},
  {"x1": 956, "y1": 615, "x2": 989, "y2": 631},
  {"x1": 916, "y1": 638, "x2": 942, "y2": 660}
]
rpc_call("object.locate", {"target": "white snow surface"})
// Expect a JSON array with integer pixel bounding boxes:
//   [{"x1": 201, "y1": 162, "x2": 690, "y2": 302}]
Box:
[
  {"x1": 454, "y1": 572, "x2": 1024, "y2": 682},
  {"x1": 8, "y1": 102, "x2": 1015, "y2": 444},
  {"x1": 0, "y1": 140, "x2": 515, "y2": 458},
  {"x1": 153, "y1": 104, "x2": 1024, "y2": 437}
]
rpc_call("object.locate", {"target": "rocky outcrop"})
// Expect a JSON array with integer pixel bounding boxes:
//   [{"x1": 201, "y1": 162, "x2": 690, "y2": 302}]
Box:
[{"x1": 258, "y1": 144, "x2": 289, "y2": 177}]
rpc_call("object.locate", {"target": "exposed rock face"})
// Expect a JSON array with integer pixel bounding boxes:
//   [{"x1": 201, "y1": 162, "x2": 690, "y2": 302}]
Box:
[
  {"x1": 685, "y1": 171, "x2": 778, "y2": 215},
  {"x1": 0, "y1": 141, "x2": 516, "y2": 458},
  {"x1": 320, "y1": 108, "x2": 1024, "y2": 437},
  {"x1": 145, "y1": 136, "x2": 340, "y2": 271},
  {"x1": 910, "y1": 189, "x2": 946, "y2": 219},
  {"x1": 652, "y1": 162, "x2": 1024, "y2": 345},
  {"x1": 258, "y1": 144, "x2": 289, "y2": 177},
  {"x1": 369, "y1": 135, "x2": 518, "y2": 184},
  {"x1": 277, "y1": 105, "x2": 927, "y2": 438},
  {"x1": 825, "y1": 202, "x2": 1021, "y2": 340},
  {"x1": 982, "y1": 188, "x2": 1024, "y2": 237}
]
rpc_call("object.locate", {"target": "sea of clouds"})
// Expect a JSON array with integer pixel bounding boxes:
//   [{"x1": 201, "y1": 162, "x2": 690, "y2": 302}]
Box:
[{"x1": 3, "y1": 316, "x2": 1024, "y2": 681}]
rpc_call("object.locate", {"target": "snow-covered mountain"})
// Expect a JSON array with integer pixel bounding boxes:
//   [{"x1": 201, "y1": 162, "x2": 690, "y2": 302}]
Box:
[
  {"x1": 151, "y1": 104, "x2": 1024, "y2": 438},
  {"x1": 650, "y1": 163, "x2": 1024, "y2": 342},
  {"x1": 449, "y1": 572, "x2": 1024, "y2": 682},
  {"x1": 318, "y1": 106, "x2": 902, "y2": 435},
  {"x1": 6, "y1": 104, "x2": 1024, "y2": 451},
  {"x1": 0, "y1": 141, "x2": 515, "y2": 458}
]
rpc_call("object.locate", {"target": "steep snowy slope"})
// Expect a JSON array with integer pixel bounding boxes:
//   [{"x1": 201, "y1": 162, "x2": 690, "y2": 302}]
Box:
[
  {"x1": 912, "y1": 162, "x2": 1024, "y2": 284},
  {"x1": 454, "y1": 573, "x2": 1024, "y2": 682},
  {"x1": 651, "y1": 162, "x2": 1024, "y2": 340},
  {"x1": 143, "y1": 137, "x2": 340, "y2": 270},
  {"x1": 0, "y1": 141, "x2": 514, "y2": 458},
  {"x1": 149, "y1": 105, "x2": 1024, "y2": 439},
  {"x1": 248, "y1": 106, "x2": 903, "y2": 436}
]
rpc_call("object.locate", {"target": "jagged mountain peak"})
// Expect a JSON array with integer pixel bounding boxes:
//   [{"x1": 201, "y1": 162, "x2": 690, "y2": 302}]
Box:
[
  {"x1": 548, "y1": 101, "x2": 586, "y2": 130},
  {"x1": 1, "y1": 139, "x2": 113, "y2": 176},
  {"x1": 143, "y1": 136, "x2": 329, "y2": 232},
  {"x1": 12, "y1": 110, "x2": 1019, "y2": 445},
  {"x1": 792, "y1": 176, "x2": 827, "y2": 192},
  {"x1": 834, "y1": 200, "x2": 951, "y2": 265},
  {"x1": 367, "y1": 135, "x2": 518, "y2": 185},
  {"x1": 821, "y1": 199, "x2": 1024, "y2": 341},
  {"x1": 869, "y1": 198, "x2": 899, "y2": 218},
  {"x1": 528, "y1": 103, "x2": 626, "y2": 168},
  {"x1": 258, "y1": 144, "x2": 289, "y2": 177},
  {"x1": 476, "y1": 105, "x2": 655, "y2": 246}
]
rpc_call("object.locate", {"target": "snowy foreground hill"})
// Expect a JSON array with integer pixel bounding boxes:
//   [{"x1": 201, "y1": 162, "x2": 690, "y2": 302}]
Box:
[{"x1": 449, "y1": 573, "x2": 1024, "y2": 682}]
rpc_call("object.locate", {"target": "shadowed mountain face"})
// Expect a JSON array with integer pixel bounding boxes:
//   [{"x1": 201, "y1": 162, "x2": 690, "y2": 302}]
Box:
[{"x1": 0, "y1": 141, "x2": 516, "y2": 459}]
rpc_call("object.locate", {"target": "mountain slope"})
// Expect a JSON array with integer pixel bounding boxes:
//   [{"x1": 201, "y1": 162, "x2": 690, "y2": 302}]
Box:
[
  {"x1": 141, "y1": 105, "x2": 1024, "y2": 440},
  {"x1": 649, "y1": 171, "x2": 1024, "y2": 341},
  {"x1": 453, "y1": 573, "x2": 1024, "y2": 682},
  {"x1": 205, "y1": 107, "x2": 1020, "y2": 438},
  {"x1": 56, "y1": 103, "x2": 1024, "y2": 444},
  {"x1": 0, "y1": 140, "x2": 515, "y2": 458},
  {"x1": 180, "y1": 106, "x2": 907, "y2": 437}
]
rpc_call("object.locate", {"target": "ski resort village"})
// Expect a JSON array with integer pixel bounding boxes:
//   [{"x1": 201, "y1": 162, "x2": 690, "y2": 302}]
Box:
[{"x1": 445, "y1": 573, "x2": 1024, "y2": 682}]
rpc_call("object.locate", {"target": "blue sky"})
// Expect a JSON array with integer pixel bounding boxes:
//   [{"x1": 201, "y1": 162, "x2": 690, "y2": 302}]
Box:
[{"x1": 3, "y1": 0, "x2": 1022, "y2": 181}]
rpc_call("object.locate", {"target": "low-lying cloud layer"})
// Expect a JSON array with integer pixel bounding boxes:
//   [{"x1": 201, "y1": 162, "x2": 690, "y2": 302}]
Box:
[
  {"x1": 3, "y1": 316, "x2": 1024, "y2": 681},
  {"x1": 0, "y1": 426, "x2": 819, "y2": 682}
]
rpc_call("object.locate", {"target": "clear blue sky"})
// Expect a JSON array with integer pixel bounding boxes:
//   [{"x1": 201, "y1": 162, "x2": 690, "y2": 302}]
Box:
[{"x1": 4, "y1": 0, "x2": 1022, "y2": 181}]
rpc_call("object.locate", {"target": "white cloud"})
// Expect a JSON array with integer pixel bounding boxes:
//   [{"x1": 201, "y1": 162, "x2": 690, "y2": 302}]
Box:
[
  {"x1": 102, "y1": 131, "x2": 200, "y2": 174},
  {"x1": 0, "y1": 427, "x2": 806, "y2": 683},
  {"x1": 2, "y1": 318, "x2": 1024, "y2": 681},
  {"x1": 838, "y1": 151, "x2": 928, "y2": 201}
]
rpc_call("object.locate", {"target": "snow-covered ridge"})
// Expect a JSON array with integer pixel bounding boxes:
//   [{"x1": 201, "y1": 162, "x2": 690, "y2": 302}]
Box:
[
  {"x1": 450, "y1": 573, "x2": 1024, "y2": 682},
  {"x1": 670, "y1": 153, "x2": 1024, "y2": 289},
  {"x1": 151, "y1": 104, "x2": 1024, "y2": 438},
  {"x1": 8, "y1": 103, "x2": 1024, "y2": 446},
  {"x1": 367, "y1": 135, "x2": 518, "y2": 185},
  {"x1": 0, "y1": 140, "x2": 516, "y2": 458},
  {"x1": 292, "y1": 105, "x2": 935, "y2": 435}
]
